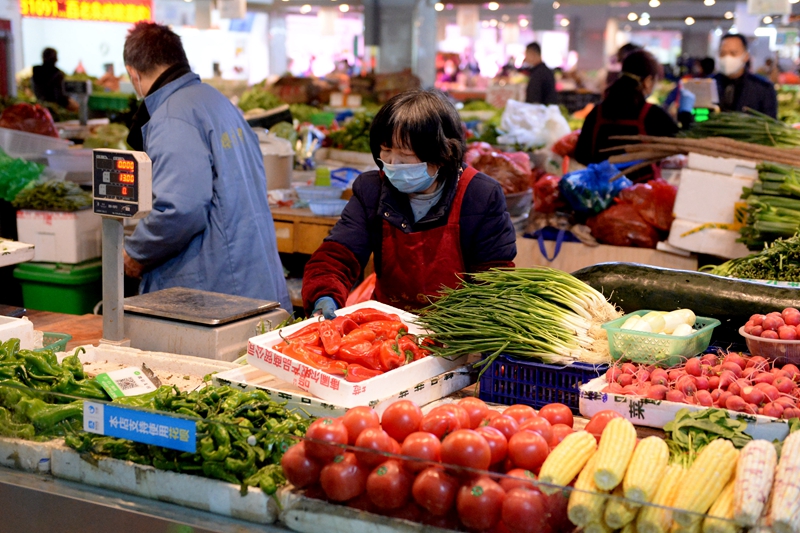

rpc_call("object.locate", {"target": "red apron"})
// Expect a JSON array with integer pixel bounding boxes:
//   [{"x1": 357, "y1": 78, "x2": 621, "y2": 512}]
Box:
[
  {"x1": 590, "y1": 102, "x2": 652, "y2": 157},
  {"x1": 373, "y1": 167, "x2": 477, "y2": 311}
]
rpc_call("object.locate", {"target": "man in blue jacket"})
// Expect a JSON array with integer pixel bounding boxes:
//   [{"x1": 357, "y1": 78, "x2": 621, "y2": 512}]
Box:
[
  {"x1": 714, "y1": 33, "x2": 777, "y2": 118},
  {"x1": 121, "y1": 22, "x2": 291, "y2": 312}
]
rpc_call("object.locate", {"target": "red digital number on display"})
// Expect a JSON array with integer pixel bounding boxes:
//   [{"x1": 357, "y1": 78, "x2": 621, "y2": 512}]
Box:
[
  {"x1": 121, "y1": 187, "x2": 128, "y2": 196},
  {"x1": 116, "y1": 160, "x2": 134, "y2": 171},
  {"x1": 118, "y1": 174, "x2": 135, "y2": 184}
]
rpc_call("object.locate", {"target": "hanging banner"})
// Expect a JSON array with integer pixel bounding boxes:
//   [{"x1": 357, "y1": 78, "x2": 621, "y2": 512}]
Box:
[
  {"x1": 318, "y1": 6, "x2": 338, "y2": 37},
  {"x1": 457, "y1": 5, "x2": 478, "y2": 38},
  {"x1": 20, "y1": 0, "x2": 151, "y2": 22},
  {"x1": 218, "y1": 0, "x2": 245, "y2": 20},
  {"x1": 502, "y1": 22, "x2": 520, "y2": 45},
  {"x1": 747, "y1": 0, "x2": 790, "y2": 15}
]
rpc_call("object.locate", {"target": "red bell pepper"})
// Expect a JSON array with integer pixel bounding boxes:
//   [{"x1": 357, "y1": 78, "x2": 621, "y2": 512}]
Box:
[
  {"x1": 337, "y1": 341, "x2": 382, "y2": 370},
  {"x1": 345, "y1": 363, "x2": 383, "y2": 382},
  {"x1": 285, "y1": 323, "x2": 321, "y2": 340},
  {"x1": 284, "y1": 344, "x2": 348, "y2": 376},
  {"x1": 341, "y1": 327, "x2": 377, "y2": 345},
  {"x1": 398, "y1": 335, "x2": 422, "y2": 363},
  {"x1": 319, "y1": 321, "x2": 342, "y2": 356},
  {"x1": 272, "y1": 332, "x2": 320, "y2": 353},
  {"x1": 379, "y1": 340, "x2": 404, "y2": 371},
  {"x1": 330, "y1": 316, "x2": 359, "y2": 336},
  {"x1": 361, "y1": 320, "x2": 408, "y2": 340},
  {"x1": 348, "y1": 308, "x2": 401, "y2": 324}
]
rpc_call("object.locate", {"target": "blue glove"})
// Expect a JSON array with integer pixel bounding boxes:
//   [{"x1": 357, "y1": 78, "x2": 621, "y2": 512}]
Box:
[
  {"x1": 313, "y1": 297, "x2": 338, "y2": 320},
  {"x1": 678, "y1": 88, "x2": 696, "y2": 114}
]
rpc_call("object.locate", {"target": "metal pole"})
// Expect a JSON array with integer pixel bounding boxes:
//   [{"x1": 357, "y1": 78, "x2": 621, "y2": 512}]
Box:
[{"x1": 101, "y1": 216, "x2": 128, "y2": 345}]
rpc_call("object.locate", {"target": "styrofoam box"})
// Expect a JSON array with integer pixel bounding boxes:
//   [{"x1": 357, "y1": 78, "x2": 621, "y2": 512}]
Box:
[
  {"x1": 0, "y1": 238, "x2": 35, "y2": 268},
  {"x1": 686, "y1": 153, "x2": 758, "y2": 179},
  {"x1": 668, "y1": 218, "x2": 751, "y2": 259},
  {"x1": 0, "y1": 315, "x2": 35, "y2": 349},
  {"x1": 246, "y1": 301, "x2": 469, "y2": 408},
  {"x1": 579, "y1": 376, "x2": 789, "y2": 441},
  {"x1": 0, "y1": 436, "x2": 59, "y2": 473},
  {"x1": 673, "y1": 168, "x2": 756, "y2": 225},
  {"x1": 16, "y1": 208, "x2": 101, "y2": 263}
]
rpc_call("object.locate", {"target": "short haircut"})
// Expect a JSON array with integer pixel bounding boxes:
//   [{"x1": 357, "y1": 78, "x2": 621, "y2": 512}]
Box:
[
  {"x1": 526, "y1": 42, "x2": 542, "y2": 55},
  {"x1": 369, "y1": 90, "x2": 465, "y2": 177},
  {"x1": 42, "y1": 48, "x2": 57, "y2": 64},
  {"x1": 721, "y1": 33, "x2": 748, "y2": 51},
  {"x1": 622, "y1": 49, "x2": 663, "y2": 80},
  {"x1": 699, "y1": 57, "x2": 716, "y2": 76},
  {"x1": 123, "y1": 22, "x2": 188, "y2": 74},
  {"x1": 617, "y1": 42, "x2": 641, "y2": 62}
]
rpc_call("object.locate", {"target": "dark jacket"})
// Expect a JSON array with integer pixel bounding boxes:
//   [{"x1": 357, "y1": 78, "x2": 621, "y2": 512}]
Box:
[
  {"x1": 715, "y1": 72, "x2": 777, "y2": 118},
  {"x1": 31, "y1": 63, "x2": 69, "y2": 108},
  {"x1": 302, "y1": 167, "x2": 517, "y2": 312},
  {"x1": 523, "y1": 63, "x2": 558, "y2": 105}
]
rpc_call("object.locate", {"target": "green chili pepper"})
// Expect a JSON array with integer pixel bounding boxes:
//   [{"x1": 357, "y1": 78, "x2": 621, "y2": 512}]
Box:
[
  {"x1": 61, "y1": 349, "x2": 86, "y2": 380},
  {"x1": 18, "y1": 398, "x2": 83, "y2": 429},
  {"x1": 202, "y1": 461, "x2": 239, "y2": 484},
  {"x1": 0, "y1": 407, "x2": 35, "y2": 439},
  {"x1": 225, "y1": 443, "x2": 256, "y2": 474}
]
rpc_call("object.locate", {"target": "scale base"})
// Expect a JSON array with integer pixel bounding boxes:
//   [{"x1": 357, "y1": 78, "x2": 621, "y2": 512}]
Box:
[{"x1": 99, "y1": 338, "x2": 131, "y2": 348}]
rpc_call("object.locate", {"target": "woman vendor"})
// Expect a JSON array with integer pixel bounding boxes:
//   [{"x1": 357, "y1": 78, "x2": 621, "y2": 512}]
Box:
[
  {"x1": 302, "y1": 90, "x2": 517, "y2": 316},
  {"x1": 574, "y1": 49, "x2": 679, "y2": 166}
]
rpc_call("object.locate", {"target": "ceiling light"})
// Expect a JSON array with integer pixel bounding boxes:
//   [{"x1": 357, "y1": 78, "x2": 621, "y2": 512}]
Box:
[
  {"x1": 704, "y1": 0, "x2": 715, "y2": 5},
  {"x1": 552, "y1": 1, "x2": 560, "y2": 8},
  {"x1": 490, "y1": 18, "x2": 498, "y2": 26},
  {"x1": 790, "y1": 0, "x2": 800, "y2": 4},
  {"x1": 685, "y1": 16, "x2": 695, "y2": 25},
  {"x1": 339, "y1": 4, "x2": 348, "y2": 11},
  {"x1": 487, "y1": 2, "x2": 499, "y2": 10},
  {"x1": 481, "y1": 20, "x2": 489, "y2": 27},
  {"x1": 434, "y1": 2, "x2": 444, "y2": 10},
  {"x1": 559, "y1": 17, "x2": 570, "y2": 27},
  {"x1": 519, "y1": 18, "x2": 529, "y2": 27},
  {"x1": 501, "y1": 14, "x2": 509, "y2": 21},
  {"x1": 641, "y1": 12, "x2": 649, "y2": 18},
  {"x1": 763, "y1": 15, "x2": 773, "y2": 24},
  {"x1": 724, "y1": 11, "x2": 733, "y2": 19},
  {"x1": 627, "y1": 12, "x2": 638, "y2": 21},
  {"x1": 649, "y1": 0, "x2": 660, "y2": 6},
  {"x1": 638, "y1": 17, "x2": 650, "y2": 25},
  {"x1": 300, "y1": 4, "x2": 311, "y2": 13}
]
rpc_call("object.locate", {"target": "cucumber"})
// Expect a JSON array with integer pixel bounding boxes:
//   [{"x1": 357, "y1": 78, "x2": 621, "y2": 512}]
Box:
[{"x1": 571, "y1": 262, "x2": 800, "y2": 346}]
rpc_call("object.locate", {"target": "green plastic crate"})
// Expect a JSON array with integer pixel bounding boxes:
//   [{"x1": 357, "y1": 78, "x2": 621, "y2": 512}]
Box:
[
  {"x1": 13, "y1": 259, "x2": 102, "y2": 315},
  {"x1": 88, "y1": 93, "x2": 132, "y2": 112},
  {"x1": 35, "y1": 332, "x2": 72, "y2": 353}
]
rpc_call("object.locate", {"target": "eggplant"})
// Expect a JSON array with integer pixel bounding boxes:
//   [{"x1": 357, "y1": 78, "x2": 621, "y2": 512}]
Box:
[{"x1": 571, "y1": 262, "x2": 800, "y2": 346}]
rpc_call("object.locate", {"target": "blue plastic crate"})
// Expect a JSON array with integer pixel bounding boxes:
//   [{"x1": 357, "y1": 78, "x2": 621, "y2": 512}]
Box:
[{"x1": 478, "y1": 354, "x2": 608, "y2": 415}]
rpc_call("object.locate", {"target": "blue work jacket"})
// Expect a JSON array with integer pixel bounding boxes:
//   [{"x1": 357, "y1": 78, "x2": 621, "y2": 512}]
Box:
[{"x1": 125, "y1": 73, "x2": 292, "y2": 312}]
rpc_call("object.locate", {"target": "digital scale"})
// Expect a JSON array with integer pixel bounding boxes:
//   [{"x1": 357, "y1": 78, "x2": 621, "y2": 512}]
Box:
[{"x1": 92, "y1": 149, "x2": 289, "y2": 361}]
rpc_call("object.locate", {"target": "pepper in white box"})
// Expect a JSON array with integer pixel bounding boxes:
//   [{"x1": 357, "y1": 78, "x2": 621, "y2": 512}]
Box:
[{"x1": 246, "y1": 301, "x2": 469, "y2": 409}]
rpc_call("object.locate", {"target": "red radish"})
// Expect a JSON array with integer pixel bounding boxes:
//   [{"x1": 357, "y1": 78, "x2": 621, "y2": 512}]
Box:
[
  {"x1": 650, "y1": 369, "x2": 669, "y2": 387},
  {"x1": 621, "y1": 363, "x2": 637, "y2": 375},
  {"x1": 747, "y1": 356, "x2": 769, "y2": 369},
  {"x1": 622, "y1": 384, "x2": 640, "y2": 395},
  {"x1": 755, "y1": 383, "x2": 781, "y2": 402},
  {"x1": 783, "y1": 407, "x2": 800, "y2": 419},
  {"x1": 743, "y1": 367, "x2": 760, "y2": 379},
  {"x1": 762, "y1": 402, "x2": 784, "y2": 418},
  {"x1": 753, "y1": 372, "x2": 776, "y2": 385},
  {"x1": 774, "y1": 396, "x2": 797, "y2": 409},
  {"x1": 745, "y1": 403, "x2": 759, "y2": 414},
  {"x1": 721, "y1": 362, "x2": 743, "y2": 378},
  {"x1": 723, "y1": 353, "x2": 747, "y2": 370},
  {"x1": 750, "y1": 314, "x2": 766, "y2": 326},
  {"x1": 695, "y1": 390, "x2": 713, "y2": 406},
  {"x1": 668, "y1": 369, "x2": 686, "y2": 382},
  {"x1": 774, "y1": 376, "x2": 795, "y2": 394},
  {"x1": 712, "y1": 364, "x2": 723, "y2": 374},
  {"x1": 725, "y1": 395, "x2": 747, "y2": 412},
  {"x1": 645, "y1": 385, "x2": 668, "y2": 400},
  {"x1": 767, "y1": 311, "x2": 783, "y2": 318},
  {"x1": 750, "y1": 326, "x2": 764, "y2": 337},
  {"x1": 701, "y1": 353, "x2": 719, "y2": 366},
  {"x1": 636, "y1": 369, "x2": 650, "y2": 383},
  {"x1": 781, "y1": 307, "x2": 800, "y2": 326},
  {"x1": 685, "y1": 358, "x2": 703, "y2": 377},
  {"x1": 771, "y1": 367, "x2": 788, "y2": 376},
  {"x1": 782, "y1": 364, "x2": 800, "y2": 381},
  {"x1": 719, "y1": 370, "x2": 738, "y2": 390},
  {"x1": 603, "y1": 383, "x2": 624, "y2": 394},
  {"x1": 716, "y1": 391, "x2": 733, "y2": 407},
  {"x1": 740, "y1": 386, "x2": 766, "y2": 406},
  {"x1": 778, "y1": 326, "x2": 798, "y2": 340},
  {"x1": 676, "y1": 376, "x2": 697, "y2": 397},
  {"x1": 708, "y1": 376, "x2": 721, "y2": 389},
  {"x1": 710, "y1": 389, "x2": 724, "y2": 403},
  {"x1": 796, "y1": 324, "x2": 800, "y2": 336},
  {"x1": 701, "y1": 364, "x2": 714, "y2": 376},
  {"x1": 762, "y1": 316, "x2": 785, "y2": 331},
  {"x1": 762, "y1": 330, "x2": 780, "y2": 339},
  {"x1": 606, "y1": 367, "x2": 622, "y2": 382},
  {"x1": 617, "y1": 374, "x2": 633, "y2": 387},
  {"x1": 729, "y1": 379, "x2": 750, "y2": 396},
  {"x1": 694, "y1": 376, "x2": 709, "y2": 390},
  {"x1": 744, "y1": 320, "x2": 755, "y2": 334},
  {"x1": 666, "y1": 390, "x2": 686, "y2": 403}
]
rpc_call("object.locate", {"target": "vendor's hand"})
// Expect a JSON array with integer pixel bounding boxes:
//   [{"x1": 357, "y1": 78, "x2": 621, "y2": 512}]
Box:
[
  {"x1": 678, "y1": 88, "x2": 696, "y2": 114},
  {"x1": 123, "y1": 249, "x2": 144, "y2": 279},
  {"x1": 312, "y1": 297, "x2": 337, "y2": 320}
]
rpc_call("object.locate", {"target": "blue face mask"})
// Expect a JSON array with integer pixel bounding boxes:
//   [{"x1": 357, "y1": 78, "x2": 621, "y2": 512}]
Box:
[{"x1": 380, "y1": 160, "x2": 438, "y2": 193}]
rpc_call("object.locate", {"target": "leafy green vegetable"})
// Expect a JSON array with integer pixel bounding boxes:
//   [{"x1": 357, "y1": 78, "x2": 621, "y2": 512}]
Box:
[
  {"x1": 327, "y1": 112, "x2": 374, "y2": 153},
  {"x1": 289, "y1": 103, "x2": 320, "y2": 124},
  {"x1": 681, "y1": 109, "x2": 800, "y2": 148},
  {"x1": 269, "y1": 122, "x2": 298, "y2": 145},
  {"x1": 462, "y1": 100, "x2": 498, "y2": 112},
  {"x1": 239, "y1": 86, "x2": 284, "y2": 113},
  {"x1": 13, "y1": 181, "x2": 92, "y2": 212},
  {"x1": 663, "y1": 408, "x2": 752, "y2": 468},
  {"x1": 701, "y1": 233, "x2": 800, "y2": 281},
  {"x1": 83, "y1": 123, "x2": 130, "y2": 150}
]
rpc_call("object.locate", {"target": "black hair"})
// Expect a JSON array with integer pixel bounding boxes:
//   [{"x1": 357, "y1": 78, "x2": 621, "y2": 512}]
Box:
[
  {"x1": 605, "y1": 50, "x2": 662, "y2": 113},
  {"x1": 617, "y1": 43, "x2": 641, "y2": 63},
  {"x1": 369, "y1": 90, "x2": 465, "y2": 178},
  {"x1": 622, "y1": 49, "x2": 662, "y2": 80},
  {"x1": 526, "y1": 42, "x2": 542, "y2": 55},
  {"x1": 42, "y1": 48, "x2": 57, "y2": 64},
  {"x1": 699, "y1": 57, "x2": 716, "y2": 76},
  {"x1": 721, "y1": 33, "x2": 748, "y2": 51},
  {"x1": 123, "y1": 22, "x2": 188, "y2": 74}
]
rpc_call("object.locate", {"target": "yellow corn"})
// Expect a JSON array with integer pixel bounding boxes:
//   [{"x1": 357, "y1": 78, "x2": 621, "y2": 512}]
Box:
[
  {"x1": 733, "y1": 439, "x2": 776, "y2": 527},
  {"x1": 621, "y1": 522, "x2": 637, "y2": 533},
  {"x1": 702, "y1": 474, "x2": 737, "y2": 533},
  {"x1": 770, "y1": 431, "x2": 800, "y2": 533},
  {"x1": 623, "y1": 436, "x2": 669, "y2": 504},
  {"x1": 637, "y1": 464, "x2": 686, "y2": 533},
  {"x1": 671, "y1": 521, "x2": 702, "y2": 533},
  {"x1": 593, "y1": 417, "x2": 637, "y2": 491},
  {"x1": 538, "y1": 430, "x2": 597, "y2": 495},
  {"x1": 584, "y1": 520, "x2": 614, "y2": 533},
  {"x1": 672, "y1": 439, "x2": 739, "y2": 528},
  {"x1": 567, "y1": 453, "x2": 606, "y2": 527},
  {"x1": 604, "y1": 485, "x2": 640, "y2": 529}
]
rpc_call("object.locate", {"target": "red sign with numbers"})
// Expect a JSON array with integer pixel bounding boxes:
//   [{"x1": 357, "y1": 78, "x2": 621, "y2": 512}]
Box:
[{"x1": 21, "y1": 0, "x2": 151, "y2": 23}]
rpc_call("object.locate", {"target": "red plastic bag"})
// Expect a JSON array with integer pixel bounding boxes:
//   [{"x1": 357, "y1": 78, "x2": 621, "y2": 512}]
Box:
[
  {"x1": 551, "y1": 131, "x2": 580, "y2": 158},
  {"x1": 470, "y1": 151, "x2": 531, "y2": 194},
  {"x1": 0, "y1": 103, "x2": 59, "y2": 138},
  {"x1": 586, "y1": 203, "x2": 660, "y2": 248},
  {"x1": 617, "y1": 178, "x2": 677, "y2": 231},
  {"x1": 533, "y1": 173, "x2": 565, "y2": 213},
  {"x1": 346, "y1": 273, "x2": 376, "y2": 307}
]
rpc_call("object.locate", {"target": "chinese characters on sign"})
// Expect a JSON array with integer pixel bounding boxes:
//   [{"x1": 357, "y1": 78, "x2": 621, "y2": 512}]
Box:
[
  {"x1": 20, "y1": 0, "x2": 151, "y2": 23},
  {"x1": 83, "y1": 401, "x2": 196, "y2": 453}
]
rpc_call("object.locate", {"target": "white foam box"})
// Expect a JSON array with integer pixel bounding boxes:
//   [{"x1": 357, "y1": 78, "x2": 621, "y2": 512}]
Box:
[
  {"x1": 246, "y1": 301, "x2": 469, "y2": 409},
  {"x1": 579, "y1": 376, "x2": 790, "y2": 441},
  {"x1": 50, "y1": 444, "x2": 278, "y2": 524},
  {"x1": 0, "y1": 436, "x2": 60, "y2": 473},
  {"x1": 0, "y1": 238, "x2": 35, "y2": 268},
  {"x1": 686, "y1": 153, "x2": 758, "y2": 179},
  {"x1": 16, "y1": 208, "x2": 101, "y2": 263},
  {"x1": 673, "y1": 168, "x2": 756, "y2": 225},
  {"x1": 0, "y1": 315, "x2": 35, "y2": 349},
  {"x1": 668, "y1": 218, "x2": 751, "y2": 259}
]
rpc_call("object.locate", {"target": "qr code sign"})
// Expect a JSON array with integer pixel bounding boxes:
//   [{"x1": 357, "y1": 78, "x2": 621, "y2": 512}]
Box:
[{"x1": 116, "y1": 377, "x2": 138, "y2": 391}]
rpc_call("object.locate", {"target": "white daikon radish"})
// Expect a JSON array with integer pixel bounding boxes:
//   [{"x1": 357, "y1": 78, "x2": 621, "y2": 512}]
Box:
[
  {"x1": 630, "y1": 320, "x2": 653, "y2": 333},
  {"x1": 662, "y1": 311, "x2": 686, "y2": 334},
  {"x1": 641, "y1": 311, "x2": 666, "y2": 334},
  {"x1": 672, "y1": 323, "x2": 694, "y2": 337},
  {"x1": 620, "y1": 316, "x2": 641, "y2": 331},
  {"x1": 672, "y1": 309, "x2": 696, "y2": 327}
]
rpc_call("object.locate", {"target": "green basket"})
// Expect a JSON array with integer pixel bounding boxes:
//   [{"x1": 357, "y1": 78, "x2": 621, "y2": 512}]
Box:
[
  {"x1": 35, "y1": 332, "x2": 72, "y2": 353},
  {"x1": 88, "y1": 93, "x2": 133, "y2": 112},
  {"x1": 601, "y1": 310, "x2": 720, "y2": 367}
]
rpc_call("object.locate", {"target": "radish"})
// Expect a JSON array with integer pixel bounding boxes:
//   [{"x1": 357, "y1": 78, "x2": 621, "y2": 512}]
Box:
[
  {"x1": 695, "y1": 390, "x2": 713, "y2": 406},
  {"x1": 753, "y1": 372, "x2": 776, "y2": 385},
  {"x1": 750, "y1": 325, "x2": 764, "y2": 337},
  {"x1": 645, "y1": 385, "x2": 668, "y2": 400},
  {"x1": 712, "y1": 364, "x2": 723, "y2": 374},
  {"x1": 774, "y1": 396, "x2": 797, "y2": 409},
  {"x1": 762, "y1": 402, "x2": 785, "y2": 418},
  {"x1": 762, "y1": 330, "x2": 780, "y2": 339},
  {"x1": 781, "y1": 307, "x2": 800, "y2": 326},
  {"x1": 755, "y1": 383, "x2": 781, "y2": 402},
  {"x1": 729, "y1": 378, "x2": 750, "y2": 396},
  {"x1": 725, "y1": 395, "x2": 747, "y2": 412},
  {"x1": 701, "y1": 353, "x2": 719, "y2": 366},
  {"x1": 710, "y1": 389, "x2": 724, "y2": 402},
  {"x1": 744, "y1": 320, "x2": 755, "y2": 334},
  {"x1": 774, "y1": 376, "x2": 794, "y2": 394},
  {"x1": 719, "y1": 370, "x2": 738, "y2": 390},
  {"x1": 723, "y1": 353, "x2": 747, "y2": 370},
  {"x1": 617, "y1": 374, "x2": 633, "y2": 387},
  {"x1": 716, "y1": 390, "x2": 733, "y2": 407},
  {"x1": 668, "y1": 369, "x2": 686, "y2": 382},
  {"x1": 746, "y1": 356, "x2": 769, "y2": 369},
  {"x1": 778, "y1": 326, "x2": 798, "y2": 340},
  {"x1": 708, "y1": 375, "x2": 721, "y2": 389},
  {"x1": 650, "y1": 369, "x2": 669, "y2": 387},
  {"x1": 604, "y1": 383, "x2": 624, "y2": 394},
  {"x1": 762, "y1": 315, "x2": 785, "y2": 331},
  {"x1": 606, "y1": 367, "x2": 622, "y2": 382},
  {"x1": 740, "y1": 386, "x2": 766, "y2": 406},
  {"x1": 721, "y1": 362, "x2": 743, "y2": 378},
  {"x1": 676, "y1": 376, "x2": 697, "y2": 397},
  {"x1": 743, "y1": 367, "x2": 760, "y2": 379},
  {"x1": 621, "y1": 363, "x2": 637, "y2": 375},
  {"x1": 685, "y1": 358, "x2": 703, "y2": 377},
  {"x1": 622, "y1": 384, "x2": 640, "y2": 395},
  {"x1": 636, "y1": 368, "x2": 650, "y2": 383},
  {"x1": 745, "y1": 403, "x2": 759, "y2": 414},
  {"x1": 666, "y1": 390, "x2": 686, "y2": 403},
  {"x1": 749, "y1": 314, "x2": 766, "y2": 326},
  {"x1": 695, "y1": 376, "x2": 710, "y2": 391},
  {"x1": 782, "y1": 407, "x2": 800, "y2": 419},
  {"x1": 782, "y1": 364, "x2": 800, "y2": 382}
]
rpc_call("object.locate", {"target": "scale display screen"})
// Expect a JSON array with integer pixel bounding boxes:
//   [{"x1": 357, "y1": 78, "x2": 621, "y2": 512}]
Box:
[{"x1": 93, "y1": 149, "x2": 152, "y2": 219}]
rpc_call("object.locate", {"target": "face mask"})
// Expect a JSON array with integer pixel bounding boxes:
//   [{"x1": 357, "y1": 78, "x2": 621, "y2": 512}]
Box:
[
  {"x1": 380, "y1": 160, "x2": 438, "y2": 193},
  {"x1": 719, "y1": 55, "x2": 746, "y2": 77}
]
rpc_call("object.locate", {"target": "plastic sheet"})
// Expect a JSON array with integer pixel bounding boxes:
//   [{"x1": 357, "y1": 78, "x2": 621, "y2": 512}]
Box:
[
  {"x1": 496, "y1": 100, "x2": 571, "y2": 149},
  {"x1": 617, "y1": 178, "x2": 677, "y2": 232},
  {"x1": 586, "y1": 202, "x2": 661, "y2": 248},
  {"x1": 559, "y1": 161, "x2": 633, "y2": 215}
]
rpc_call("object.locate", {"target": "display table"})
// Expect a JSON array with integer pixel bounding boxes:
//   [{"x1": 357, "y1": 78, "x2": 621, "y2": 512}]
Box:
[
  {"x1": 25, "y1": 309, "x2": 103, "y2": 350},
  {"x1": 270, "y1": 207, "x2": 339, "y2": 255}
]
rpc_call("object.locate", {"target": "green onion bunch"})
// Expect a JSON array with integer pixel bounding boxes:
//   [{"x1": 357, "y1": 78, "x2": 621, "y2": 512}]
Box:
[
  {"x1": 740, "y1": 162, "x2": 800, "y2": 248},
  {"x1": 681, "y1": 110, "x2": 800, "y2": 148}
]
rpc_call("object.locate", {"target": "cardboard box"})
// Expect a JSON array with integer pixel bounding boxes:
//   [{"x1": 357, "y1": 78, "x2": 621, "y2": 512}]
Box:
[
  {"x1": 673, "y1": 168, "x2": 755, "y2": 225},
  {"x1": 246, "y1": 301, "x2": 469, "y2": 408},
  {"x1": 686, "y1": 153, "x2": 757, "y2": 179},
  {"x1": 16, "y1": 209, "x2": 101, "y2": 264},
  {"x1": 668, "y1": 218, "x2": 751, "y2": 259}
]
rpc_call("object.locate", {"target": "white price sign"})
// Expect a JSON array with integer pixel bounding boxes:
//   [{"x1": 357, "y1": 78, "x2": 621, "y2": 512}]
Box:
[{"x1": 747, "y1": 0, "x2": 790, "y2": 15}]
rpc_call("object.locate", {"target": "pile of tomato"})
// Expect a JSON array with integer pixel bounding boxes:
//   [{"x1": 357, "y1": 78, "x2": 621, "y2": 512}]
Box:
[
  {"x1": 271, "y1": 307, "x2": 431, "y2": 383},
  {"x1": 280, "y1": 398, "x2": 617, "y2": 533}
]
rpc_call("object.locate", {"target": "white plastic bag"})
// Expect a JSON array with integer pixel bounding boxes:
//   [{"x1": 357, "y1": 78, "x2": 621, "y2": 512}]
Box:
[{"x1": 496, "y1": 100, "x2": 571, "y2": 150}]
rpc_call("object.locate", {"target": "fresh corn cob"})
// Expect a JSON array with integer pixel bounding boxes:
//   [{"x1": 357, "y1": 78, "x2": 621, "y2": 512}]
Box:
[
  {"x1": 623, "y1": 435, "x2": 669, "y2": 504},
  {"x1": 671, "y1": 521, "x2": 702, "y2": 533},
  {"x1": 733, "y1": 439, "x2": 777, "y2": 527},
  {"x1": 584, "y1": 519, "x2": 614, "y2": 533},
  {"x1": 604, "y1": 485, "x2": 640, "y2": 529},
  {"x1": 621, "y1": 522, "x2": 636, "y2": 533},
  {"x1": 538, "y1": 430, "x2": 597, "y2": 495},
  {"x1": 702, "y1": 475, "x2": 737, "y2": 533},
  {"x1": 672, "y1": 439, "x2": 739, "y2": 528},
  {"x1": 637, "y1": 464, "x2": 686, "y2": 533},
  {"x1": 593, "y1": 417, "x2": 637, "y2": 491},
  {"x1": 567, "y1": 453, "x2": 606, "y2": 527},
  {"x1": 770, "y1": 431, "x2": 800, "y2": 533}
]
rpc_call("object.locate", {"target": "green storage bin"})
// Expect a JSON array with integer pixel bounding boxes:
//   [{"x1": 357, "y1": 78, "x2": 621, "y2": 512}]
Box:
[
  {"x1": 13, "y1": 259, "x2": 102, "y2": 315},
  {"x1": 88, "y1": 93, "x2": 133, "y2": 112}
]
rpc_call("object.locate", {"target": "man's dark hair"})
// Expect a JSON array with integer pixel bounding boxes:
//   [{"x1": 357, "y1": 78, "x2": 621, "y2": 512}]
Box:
[
  {"x1": 42, "y1": 48, "x2": 57, "y2": 64},
  {"x1": 123, "y1": 22, "x2": 188, "y2": 74},
  {"x1": 721, "y1": 33, "x2": 748, "y2": 51},
  {"x1": 617, "y1": 42, "x2": 641, "y2": 63},
  {"x1": 526, "y1": 42, "x2": 542, "y2": 55},
  {"x1": 369, "y1": 89, "x2": 465, "y2": 179},
  {"x1": 699, "y1": 57, "x2": 716, "y2": 76}
]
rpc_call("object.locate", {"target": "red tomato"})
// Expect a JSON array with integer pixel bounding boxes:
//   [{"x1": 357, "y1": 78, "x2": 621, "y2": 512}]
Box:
[
  {"x1": 381, "y1": 501, "x2": 423, "y2": 522},
  {"x1": 537, "y1": 404, "x2": 573, "y2": 428},
  {"x1": 355, "y1": 427, "x2": 396, "y2": 467},
  {"x1": 341, "y1": 406, "x2": 381, "y2": 445},
  {"x1": 280, "y1": 442, "x2": 321, "y2": 489},
  {"x1": 498, "y1": 468, "x2": 537, "y2": 493},
  {"x1": 419, "y1": 410, "x2": 462, "y2": 439},
  {"x1": 345, "y1": 492, "x2": 376, "y2": 512},
  {"x1": 421, "y1": 511, "x2": 460, "y2": 530},
  {"x1": 503, "y1": 404, "x2": 537, "y2": 424},
  {"x1": 508, "y1": 431, "x2": 549, "y2": 471},
  {"x1": 501, "y1": 487, "x2": 551, "y2": 533},
  {"x1": 476, "y1": 425, "x2": 509, "y2": 465},
  {"x1": 381, "y1": 400, "x2": 423, "y2": 443},
  {"x1": 584, "y1": 410, "x2": 623, "y2": 443},
  {"x1": 487, "y1": 415, "x2": 520, "y2": 441},
  {"x1": 482, "y1": 410, "x2": 502, "y2": 424},
  {"x1": 305, "y1": 417, "x2": 349, "y2": 463},
  {"x1": 412, "y1": 466, "x2": 459, "y2": 516},
  {"x1": 366, "y1": 460, "x2": 412, "y2": 510},
  {"x1": 400, "y1": 431, "x2": 442, "y2": 472},
  {"x1": 457, "y1": 476, "x2": 506, "y2": 531},
  {"x1": 518, "y1": 416, "x2": 553, "y2": 444},
  {"x1": 431, "y1": 404, "x2": 471, "y2": 430},
  {"x1": 548, "y1": 424, "x2": 574, "y2": 448},
  {"x1": 320, "y1": 452, "x2": 368, "y2": 502},
  {"x1": 459, "y1": 396, "x2": 490, "y2": 428},
  {"x1": 441, "y1": 429, "x2": 493, "y2": 471}
]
